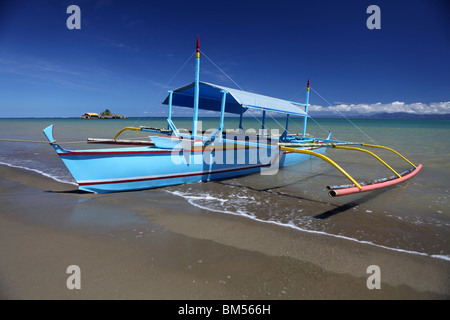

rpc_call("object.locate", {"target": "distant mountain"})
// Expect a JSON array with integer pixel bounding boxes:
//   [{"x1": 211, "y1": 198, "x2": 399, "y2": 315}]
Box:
[
  {"x1": 311, "y1": 112, "x2": 450, "y2": 120},
  {"x1": 355, "y1": 113, "x2": 450, "y2": 120}
]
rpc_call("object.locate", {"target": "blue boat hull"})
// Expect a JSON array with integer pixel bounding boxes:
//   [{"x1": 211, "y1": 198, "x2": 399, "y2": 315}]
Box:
[{"x1": 52, "y1": 143, "x2": 325, "y2": 193}]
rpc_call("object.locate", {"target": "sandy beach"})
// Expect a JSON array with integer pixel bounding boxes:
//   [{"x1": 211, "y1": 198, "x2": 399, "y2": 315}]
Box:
[{"x1": 0, "y1": 164, "x2": 449, "y2": 300}]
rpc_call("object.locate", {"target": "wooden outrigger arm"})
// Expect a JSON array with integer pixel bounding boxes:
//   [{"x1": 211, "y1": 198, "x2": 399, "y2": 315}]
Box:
[
  {"x1": 86, "y1": 126, "x2": 173, "y2": 146},
  {"x1": 113, "y1": 127, "x2": 143, "y2": 140},
  {"x1": 112, "y1": 126, "x2": 172, "y2": 140},
  {"x1": 279, "y1": 143, "x2": 422, "y2": 197},
  {"x1": 332, "y1": 145, "x2": 402, "y2": 178},
  {"x1": 361, "y1": 143, "x2": 417, "y2": 168}
]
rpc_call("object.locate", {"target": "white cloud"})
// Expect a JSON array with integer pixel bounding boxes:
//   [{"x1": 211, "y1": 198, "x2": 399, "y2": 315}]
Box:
[{"x1": 309, "y1": 101, "x2": 450, "y2": 115}]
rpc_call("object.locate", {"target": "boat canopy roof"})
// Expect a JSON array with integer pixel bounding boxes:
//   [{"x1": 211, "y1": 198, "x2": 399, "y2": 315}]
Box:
[{"x1": 162, "y1": 81, "x2": 308, "y2": 116}]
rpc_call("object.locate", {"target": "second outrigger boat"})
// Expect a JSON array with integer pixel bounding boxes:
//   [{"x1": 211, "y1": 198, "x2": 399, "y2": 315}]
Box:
[{"x1": 43, "y1": 38, "x2": 422, "y2": 196}]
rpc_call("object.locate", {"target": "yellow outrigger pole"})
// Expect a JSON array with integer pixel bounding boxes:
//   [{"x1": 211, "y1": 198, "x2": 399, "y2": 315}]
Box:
[
  {"x1": 85, "y1": 126, "x2": 172, "y2": 146},
  {"x1": 361, "y1": 144, "x2": 417, "y2": 169},
  {"x1": 111, "y1": 126, "x2": 172, "y2": 141},
  {"x1": 279, "y1": 142, "x2": 421, "y2": 197},
  {"x1": 332, "y1": 145, "x2": 402, "y2": 178},
  {"x1": 280, "y1": 146, "x2": 363, "y2": 190},
  {"x1": 113, "y1": 127, "x2": 143, "y2": 140}
]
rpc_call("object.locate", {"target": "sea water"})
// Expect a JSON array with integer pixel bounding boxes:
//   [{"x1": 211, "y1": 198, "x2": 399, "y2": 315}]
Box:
[{"x1": 0, "y1": 117, "x2": 449, "y2": 260}]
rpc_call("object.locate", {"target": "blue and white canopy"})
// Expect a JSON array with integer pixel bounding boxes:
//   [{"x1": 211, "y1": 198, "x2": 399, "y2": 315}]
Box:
[{"x1": 162, "y1": 82, "x2": 308, "y2": 116}]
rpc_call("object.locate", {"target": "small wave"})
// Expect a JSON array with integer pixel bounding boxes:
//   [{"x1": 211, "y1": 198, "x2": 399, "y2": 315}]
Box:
[
  {"x1": 168, "y1": 190, "x2": 255, "y2": 219},
  {"x1": 0, "y1": 161, "x2": 77, "y2": 186},
  {"x1": 167, "y1": 190, "x2": 450, "y2": 263}
]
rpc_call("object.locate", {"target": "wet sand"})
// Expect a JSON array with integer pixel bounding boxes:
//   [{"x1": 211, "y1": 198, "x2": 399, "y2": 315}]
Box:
[{"x1": 0, "y1": 164, "x2": 449, "y2": 299}]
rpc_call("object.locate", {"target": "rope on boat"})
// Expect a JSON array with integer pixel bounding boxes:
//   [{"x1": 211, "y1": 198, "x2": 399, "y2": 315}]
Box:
[
  {"x1": 203, "y1": 50, "x2": 291, "y2": 137},
  {"x1": 279, "y1": 141, "x2": 361, "y2": 148},
  {"x1": 128, "y1": 51, "x2": 195, "y2": 128},
  {"x1": 310, "y1": 87, "x2": 379, "y2": 145},
  {"x1": 0, "y1": 138, "x2": 85, "y2": 144},
  {"x1": 202, "y1": 51, "x2": 244, "y2": 91}
]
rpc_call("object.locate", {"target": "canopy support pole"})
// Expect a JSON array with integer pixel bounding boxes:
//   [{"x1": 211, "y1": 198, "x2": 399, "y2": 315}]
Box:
[
  {"x1": 302, "y1": 117, "x2": 308, "y2": 138},
  {"x1": 261, "y1": 110, "x2": 266, "y2": 136},
  {"x1": 219, "y1": 90, "x2": 227, "y2": 141},
  {"x1": 239, "y1": 107, "x2": 244, "y2": 130},
  {"x1": 167, "y1": 90, "x2": 173, "y2": 130},
  {"x1": 280, "y1": 114, "x2": 289, "y2": 141},
  {"x1": 285, "y1": 113, "x2": 289, "y2": 133}
]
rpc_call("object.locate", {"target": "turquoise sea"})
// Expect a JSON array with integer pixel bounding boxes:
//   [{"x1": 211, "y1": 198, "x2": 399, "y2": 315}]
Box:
[{"x1": 0, "y1": 117, "x2": 449, "y2": 261}]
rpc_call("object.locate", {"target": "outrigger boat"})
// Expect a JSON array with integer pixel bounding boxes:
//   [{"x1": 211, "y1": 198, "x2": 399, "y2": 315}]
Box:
[{"x1": 43, "y1": 38, "x2": 422, "y2": 196}]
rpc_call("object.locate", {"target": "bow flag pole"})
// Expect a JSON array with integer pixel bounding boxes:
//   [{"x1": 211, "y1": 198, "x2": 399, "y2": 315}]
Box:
[
  {"x1": 192, "y1": 36, "x2": 200, "y2": 138},
  {"x1": 302, "y1": 78, "x2": 310, "y2": 138}
]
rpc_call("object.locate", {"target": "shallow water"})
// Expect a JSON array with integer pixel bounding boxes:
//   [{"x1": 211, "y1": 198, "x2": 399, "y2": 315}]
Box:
[{"x1": 0, "y1": 117, "x2": 449, "y2": 260}]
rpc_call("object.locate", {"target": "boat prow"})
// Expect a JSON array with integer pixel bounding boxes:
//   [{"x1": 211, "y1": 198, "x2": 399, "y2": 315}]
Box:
[{"x1": 43, "y1": 125, "x2": 55, "y2": 144}]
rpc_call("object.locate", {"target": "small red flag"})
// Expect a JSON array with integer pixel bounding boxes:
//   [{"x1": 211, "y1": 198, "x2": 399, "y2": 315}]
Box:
[{"x1": 196, "y1": 36, "x2": 200, "y2": 58}]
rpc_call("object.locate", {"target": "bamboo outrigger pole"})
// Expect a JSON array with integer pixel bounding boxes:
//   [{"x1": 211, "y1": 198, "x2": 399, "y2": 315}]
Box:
[
  {"x1": 361, "y1": 143, "x2": 417, "y2": 168},
  {"x1": 279, "y1": 146, "x2": 363, "y2": 189},
  {"x1": 333, "y1": 145, "x2": 402, "y2": 178}
]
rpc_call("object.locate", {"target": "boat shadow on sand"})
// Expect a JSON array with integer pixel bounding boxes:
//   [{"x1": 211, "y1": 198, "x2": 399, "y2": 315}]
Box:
[
  {"x1": 312, "y1": 190, "x2": 387, "y2": 219},
  {"x1": 46, "y1": 174, "x2": 388, "y2": 220},
  {"x1": 45, "y1": 188, "x2": 92, "y2": 195}
]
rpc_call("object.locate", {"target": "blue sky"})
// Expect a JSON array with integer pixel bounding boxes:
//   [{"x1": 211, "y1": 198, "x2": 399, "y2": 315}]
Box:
[{"x1": 0, "y1": 0, "x2": 449, "y2": 117}]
